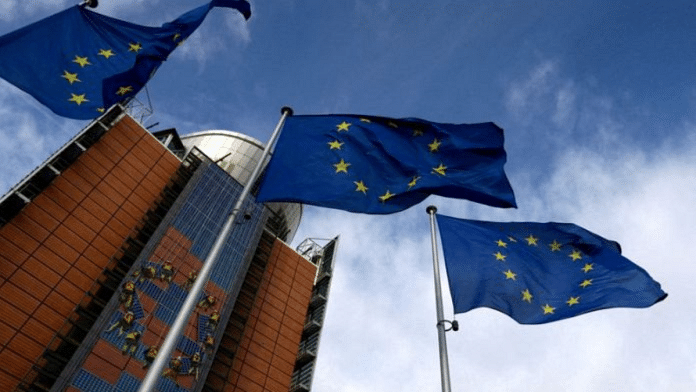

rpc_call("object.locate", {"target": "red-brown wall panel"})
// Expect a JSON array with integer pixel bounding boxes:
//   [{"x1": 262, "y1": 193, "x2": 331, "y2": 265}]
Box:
[
  {"x1": 222, "y1": 239, "x2": 317, "y2": 392},
  {"x1": 0, "y1": 114, "x2": 180, "y2": 388}
]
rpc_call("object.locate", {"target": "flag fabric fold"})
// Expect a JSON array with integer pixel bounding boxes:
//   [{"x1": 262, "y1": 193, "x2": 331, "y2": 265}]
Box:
[
  {"x1": 256, "y1": 114, "x2": 517, "y2": 214},
  {"x1": 0, "y1": 1, "x2": 250, "y2": 119},
  {"x1": 436, "y1": 214, "x2": 666, "y2": 324}
]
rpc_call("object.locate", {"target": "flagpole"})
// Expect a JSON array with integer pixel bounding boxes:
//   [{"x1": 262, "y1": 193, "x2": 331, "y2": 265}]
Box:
[
  {"x1": 426, "y1": 205, "x2": 452, "y2": 392},
  {"x1": 138, "y1": 106, "x2": 293, "y2": 392}
]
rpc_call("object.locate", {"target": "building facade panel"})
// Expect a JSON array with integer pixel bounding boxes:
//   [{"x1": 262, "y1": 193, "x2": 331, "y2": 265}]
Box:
[
  {"x1": 0, "y1": 115, "x2": 180, "y2": 390},
  {"x1": 33, "y1": 152, "x2": 268, "y2": 392},
  {"x1": 217, "y1": 238, "x2": 318, "y2": 392}
]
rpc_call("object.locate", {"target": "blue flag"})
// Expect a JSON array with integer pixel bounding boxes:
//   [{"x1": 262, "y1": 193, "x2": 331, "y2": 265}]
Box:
[
  {"x1": 256, "y1": 115, "x2": 517, "y2": 214},
  {"x1": 436, "y1": 214, "x2": 666, "y2": 324},
  {"x1": 0, "y1": 0, "x2": 251, "y2": 119}
]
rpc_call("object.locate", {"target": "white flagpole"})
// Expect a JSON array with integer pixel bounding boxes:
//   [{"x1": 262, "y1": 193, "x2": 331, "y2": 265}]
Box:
[
  {"x1": 138, "y1": 106, "x2": 293, "y2": 392},
  {"x1": 426, "y1": 205, "x2": 453, "y2": 392}
]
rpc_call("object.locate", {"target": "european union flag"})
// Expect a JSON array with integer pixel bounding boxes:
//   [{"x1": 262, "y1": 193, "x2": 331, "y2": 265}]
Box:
[
  {"x1": 436, "y1": 214, "x2": 666, "y2": 324},
  {"x1": 256, "y1": 115, "x2": 517, "y2": 214},
  {"x1": 0, "y1": 0, "x2": 251, "y2": 120}
]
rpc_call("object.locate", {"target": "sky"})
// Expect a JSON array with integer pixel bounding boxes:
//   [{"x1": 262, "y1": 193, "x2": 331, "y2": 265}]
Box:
[{"x1": 1, "y1": 0, "x2": 695, "y2": 391}]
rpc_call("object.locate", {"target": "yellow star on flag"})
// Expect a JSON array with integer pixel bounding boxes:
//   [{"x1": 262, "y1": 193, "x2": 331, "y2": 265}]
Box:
[
  {"x1": 359, "y1": 118, "x2": 371, "y2": 123},
  {"x1": 493, "y1": 251, "x2": 506, "y2": 261},
  {"x1": 566, "y1": 296, "x2": 580, "y2": 306},
  {"x1": 503, "y1": 269, "x2": 517, "y2": 280},
  {"x1": 129, "y1": 42, "x2": 142, "y2": 52},
  {"x1": 116, "y1": 86, "x2": 133, "y2": 96},
  {"x1": 525, "y1": 235, "x2": 538, "y2": 246},
  {"x1": 69, "y1": 93, "x2": 88, "y2": 105},
  {"x1": 379, "y1": 190, "x2": 395, "y2": 202},
  {"x1": 542, "y1": 304, "x2": 555, "y2": 314},
  {"x1": 328, "y1": 140, "x2": 343, "y2": 150},
  {"x1": 407, "y1": 176, "x2": 420, "y2": 189},
  {"x1": 549, "y1": 240, "x2": 562, "y2": 251},
  {"x1": 336, "y1": 121, "x2": 351, "y2": 131},
  {"x1": 172, "y1": 33, "x2": 181, "y2": 41},
  {"x1": 580, "y1": 279, "x2": 593, "y2": 288},
  {"x1": 98, "y1": 49, "x2": 115, "y2": 59},
  {"x1": 73, "y1": 55, "x2": 91, "y2": 67},
  {"x1": 428, "y1": 138, "x2": 441, "y2": 152},
  {"x1": 61, "y1": 70, "x2": 80, "y2": 84},
  {"x1": 333, "y1": 159, "x2": 350, "y2": 173},
  {"x1": 582, "y1": 263, "x2": 594, "y2": 273},
  {"x1": 521, "y1": 289, "x2": 533, "y2": 303},
  {"x1": 354, "y1": 181, "x2": 368, "y2": 194},
  {"x1": 412, "y1": 128, "x2": 424, "y2": 137},
  {"x1": 496, "y1": 239, "x2": 507, "y2": 248},
  {"x1": 432, "y1": 163, "x2": 447, "y2": 176},
  {"x1": 569, "y1": 250, "x2": 583, "y2": 261}
]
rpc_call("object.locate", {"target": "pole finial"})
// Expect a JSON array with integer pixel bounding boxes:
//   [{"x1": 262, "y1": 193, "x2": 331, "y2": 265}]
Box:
[
  {"x1": 81, "y1": 0, "x2": 98, "y2": 8},
  {"x1": 281, "y1": 106, "x2": 294, "y2": 116},
  {"x1": 426, "y1": 205, "x2": 437, "y2": 214}
]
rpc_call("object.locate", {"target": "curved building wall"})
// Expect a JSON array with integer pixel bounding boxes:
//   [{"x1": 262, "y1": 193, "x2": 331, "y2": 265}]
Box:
[{"x1": 180, "y1": 130, "x2": 302, "y2": 243}]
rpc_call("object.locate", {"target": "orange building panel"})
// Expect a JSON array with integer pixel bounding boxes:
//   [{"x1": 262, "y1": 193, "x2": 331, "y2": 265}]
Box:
[
  {"x1": 82, "y1": 353, "x2": 122, "y2": 385},
  {"x1": 0, "y1": 350, "x2": 31, "y2": 390},
  {"x1": 20, "y1": 202, "x2": 61, "y2": 234},
  {"x1": 92, "y1": 339, "x2": 130, "y2": 369},
  {"x1": 10, "y1": 269, "x2": 51, "y2": 301},
  {"x1": 72, "y1": 256, "x2": 104, "y2": 281},
  {"x1": 0, "y1": 298, "x2": 29, "y2": 330},
  {"x1": 33, "y1": 303, "x2": 66, "y2": 331},
  {"x1": 5, "y1": 331, "x2": 44, "y2": 362},
  {"x1": 0, "y1": 235, "x2": 29, "y2": 267},
  {"x1": 0, "y1": 114, "x2": 181, "y2": 387},
  {"x1": 219, "y1": 238, "x2": 317, "y2": 392},
  {"x1": 0, "y1": 370, "x2": 21, "y2": 392},
  {"x1": 32, "y1": 191, "x2": 71, "y2": 222},
  {"x1": 62, "y1": 215, "x2": 98, "y2": 244}
]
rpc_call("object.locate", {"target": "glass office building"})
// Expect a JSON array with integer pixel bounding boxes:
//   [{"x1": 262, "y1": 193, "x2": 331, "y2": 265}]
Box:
[{"x1": 0, "y1": 106, "x2": 336, "y2": 392}]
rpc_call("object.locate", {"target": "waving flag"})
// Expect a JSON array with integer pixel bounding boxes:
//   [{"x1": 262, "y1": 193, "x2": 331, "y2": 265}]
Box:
[
  {"x1": 0, "y1": 0, "x2": 251, "y2": 119},
  {"x1": 436, "y1": 214, "x2": 666, "y2": 324},
  {"x1": 256, "y1": 114, "x2": 517, "y2": 214}
]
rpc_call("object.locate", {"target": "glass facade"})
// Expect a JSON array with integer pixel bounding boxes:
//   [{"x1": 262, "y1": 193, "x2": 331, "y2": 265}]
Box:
[{"x1": 180, "y1": 130, "x2": 302, "y2": 244}]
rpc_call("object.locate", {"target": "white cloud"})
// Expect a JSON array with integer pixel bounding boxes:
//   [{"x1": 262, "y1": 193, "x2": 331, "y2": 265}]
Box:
[
  {"x1": 89, "y1": 0, "x2": 157, "y2": 18},
  {"x1": 0, "y1": 82, "x2": 84, "y2": 196},
  {"x1": 0, "y1": 0, "x2": 72, "y2": 21},
  {"x1": 552, "y1": 81, "x2": 577, "y2": 128},
  {"x1": 0, "y1": 88, "x2": 46, "y2": 193},
  {"x1": 167, "y1": 8, "x2": 250, "y2": 70},
  {"x1": 503, "y1": 59, "x2": 627, "y2": 149},
  {"x1": 224, "y1": 12, "x2": 251, "y2": 45},
  {"x1": 0, "y1": 1, "x2": 18, "y2": 22},
  {"x1": 505, "y1": 60, "x2": 558, "y2": 121}
]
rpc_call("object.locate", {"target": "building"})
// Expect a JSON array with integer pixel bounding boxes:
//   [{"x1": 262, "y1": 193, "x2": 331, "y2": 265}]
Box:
[{"x1": 0, "y1": 105, "x2": 337, "y2": 392}]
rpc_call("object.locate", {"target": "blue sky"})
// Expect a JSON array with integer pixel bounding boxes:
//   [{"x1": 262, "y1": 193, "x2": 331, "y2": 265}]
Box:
[{"x1": 1, "y1": 1, "x2": 695, "y2": 391}]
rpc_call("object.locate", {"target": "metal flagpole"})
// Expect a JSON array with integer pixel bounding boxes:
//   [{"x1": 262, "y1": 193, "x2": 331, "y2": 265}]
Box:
[
  {"x1": 138, "y1": 106, "x2": 293, "y2": 392},
  {"x1": 426, "y1": 205, "x2": 452, "y2": 392}
]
